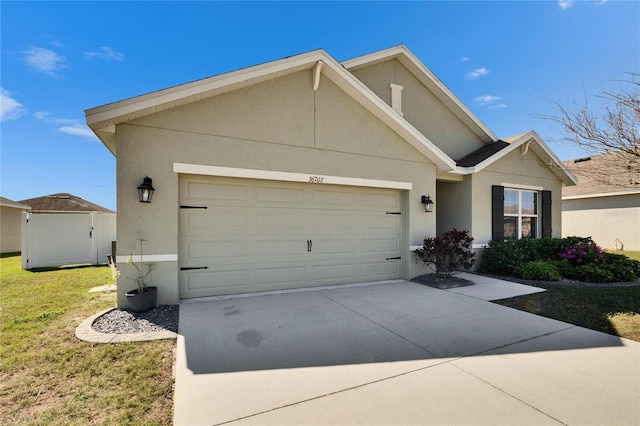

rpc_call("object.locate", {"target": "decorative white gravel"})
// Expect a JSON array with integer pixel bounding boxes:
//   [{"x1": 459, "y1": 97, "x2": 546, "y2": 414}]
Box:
[{"x1": 92, "y1": 305, "x2": 179, "y2": 334}]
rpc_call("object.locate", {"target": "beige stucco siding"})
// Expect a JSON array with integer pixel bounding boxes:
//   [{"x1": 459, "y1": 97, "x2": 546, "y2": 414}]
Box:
[
  {"x1": 116, "y1": 69, "x2": 438, "y2": 305},
  {"x1": 1, "y1": 206, "x2": 23, "y2": 253},
  {"x1": 562, "y1": 194, "x2": 640, "y2": 251},
  {"x1": 351, "y1": 59, "x2": 485, "y2": 160},
  {"x1": 436, "y1": 179, "x2": 472, "y2": 236},
  {"x1": 471, "y1": 150, "x2": 563, "y2": 245}
]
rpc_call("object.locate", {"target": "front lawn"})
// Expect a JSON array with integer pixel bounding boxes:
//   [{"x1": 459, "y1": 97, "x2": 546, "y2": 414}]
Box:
[
  {"x1": 493, "y1": 249, "x2": 640, "y2": 343},
  {"x1": 0, "y1": 253, "x2": 175, "y2": 425}
]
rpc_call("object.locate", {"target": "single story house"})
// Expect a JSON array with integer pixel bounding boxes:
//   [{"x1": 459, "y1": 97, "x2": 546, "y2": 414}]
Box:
[
  {"x1": 562, "y1": 152, "x2": 640, "y2": 251},
  {"x1": 86, "y1": 45, "x2": 576, "y2": 307},
  {"x1": 0, "y1": 197, "x2": 31, "y2": 254}
]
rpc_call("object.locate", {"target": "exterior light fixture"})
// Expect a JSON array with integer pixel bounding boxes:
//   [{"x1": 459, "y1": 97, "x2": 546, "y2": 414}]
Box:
[
  {"x1": 137, "y1": 176, "x2": 155, "y2": 203},
  {"x1": 421, "y1": 195, "x2": 434, "y2": 213}
]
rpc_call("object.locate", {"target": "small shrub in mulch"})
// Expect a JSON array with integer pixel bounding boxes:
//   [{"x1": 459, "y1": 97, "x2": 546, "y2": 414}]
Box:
[{"x1": 411, "y1": 273, "x2": 474, "y2": 289}]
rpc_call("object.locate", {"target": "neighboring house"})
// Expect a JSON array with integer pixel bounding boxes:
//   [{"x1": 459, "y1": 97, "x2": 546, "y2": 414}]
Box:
[
  {"x1": 85, "y1": 45, "x2": 576, "y2": 307},
  {"x1": 19, "y1": 193, "x2": 114, "y2": 213},
  {"x1": 562, "y1": 152, "x2": 640, "y2": 251},
  {"x1": 19, "y1": 193, "x2": 116, "y2": 269},
  {"x1": 0, "y1": 197, "x2": 31, "y2": 254}
]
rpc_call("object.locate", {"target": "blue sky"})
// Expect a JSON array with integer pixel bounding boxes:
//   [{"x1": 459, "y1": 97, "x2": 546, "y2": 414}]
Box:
[{"x1": 1, "y1": 1, "x2": 638, "y2": 211}]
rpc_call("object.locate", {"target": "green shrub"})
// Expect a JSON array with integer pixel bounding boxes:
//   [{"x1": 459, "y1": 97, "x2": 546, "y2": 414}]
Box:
[
  {"x1": 481, "y1": 236, "x2": 639, "y2": 283},
  {"x1": 516, "y1": 261, "x2": 561, "y2": 281}
]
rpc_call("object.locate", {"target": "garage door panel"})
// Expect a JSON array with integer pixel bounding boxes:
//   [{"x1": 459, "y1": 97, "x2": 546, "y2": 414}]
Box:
[
  {"x1": 361, "y1": 192, "x2": 402, "y2": 209},
  {"x1": 312, "y1": 212, "x2": 357, "y2": 233},
  {"x1": 255, "y1": 239, "x2": 308, "y2": 256},
  {"x1": 362, "y1": 214, "x2": 401, "y2": 231},
  {"x1": 362, "y1": 238, "x2": 400, "y2": 254},
  {"x1": 312, "y1": 263, "x2": 357, "y2": 282},
  {"x1": 256, "y1": 211, "x2": 307, "y2": 233},
  {"x1": 183, "y1": 180, "x2": 249, "y2": 203},
  {"x1": 182, "y1": 211, "x2": 251, "y2": 236},
  {"x1": 310, "y1": 238, "x2": 357, "y2": 255},
  {"x1": 186, "y1": 240, "x2": 249, "y2": 259},
  {"x1": 182, "y1": 269, "x2": 248, "y2": 293},
  {"x1": 362, "y1": 260, "x2": 400, "y2": 278},
  {"x1": 311, "y1": 189, "x2": 357, "y2": 206},
  {"x1": 255, "y1": 266, "x2": 307, "y2": 286},
  {"x1": 256, "y1": 185, "x2": 306, "y2": 205}
]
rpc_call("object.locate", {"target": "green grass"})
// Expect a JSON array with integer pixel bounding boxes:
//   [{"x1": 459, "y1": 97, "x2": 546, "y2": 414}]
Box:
[
  {"x1": 0, "y1": 254, "x2": 174, "y2": 425},
  {"x1": 495, "y1": 278, "x2": 640, "y2": 342}
]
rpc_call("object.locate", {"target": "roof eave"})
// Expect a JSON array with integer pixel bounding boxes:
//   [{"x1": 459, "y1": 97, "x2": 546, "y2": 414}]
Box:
[{"x1": 448, "y1": 131, "x2": 578, "y2": 186}]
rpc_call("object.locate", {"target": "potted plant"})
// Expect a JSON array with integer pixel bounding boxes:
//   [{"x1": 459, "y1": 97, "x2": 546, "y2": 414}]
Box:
[{"x1": 124, "y1": 236, "x2": 157, "y2": 312}]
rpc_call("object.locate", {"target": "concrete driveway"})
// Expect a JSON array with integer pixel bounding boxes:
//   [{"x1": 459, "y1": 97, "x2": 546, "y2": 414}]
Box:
[{"x1": 174, "y1": 276, "x2": 640, "y2": 425}]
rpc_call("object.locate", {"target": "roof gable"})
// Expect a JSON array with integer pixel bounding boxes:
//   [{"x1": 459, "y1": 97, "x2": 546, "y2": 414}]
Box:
[
  {"x1": 342, "y1": 45, "x2": 497, "y2": 144},
  {"x1": 86, "y1": 49, "x2": 456, "y2": 172},
  {"x1": 453, "y1": 131, "x2": 578, "y2": 186}
]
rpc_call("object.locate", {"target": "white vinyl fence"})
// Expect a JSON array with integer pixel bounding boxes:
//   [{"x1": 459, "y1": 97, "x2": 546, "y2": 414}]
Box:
[{"x1": 21, "y1": 212, "x2": 116, "y2": 269}]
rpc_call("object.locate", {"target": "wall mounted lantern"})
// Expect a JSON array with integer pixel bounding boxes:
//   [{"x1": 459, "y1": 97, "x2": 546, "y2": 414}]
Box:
[
  {"x1": 137, "y1": 176, "x2": 155, "y2": 203},
  {"x1": 421, "y1": 195, "x2": 434, "y2": 213}
]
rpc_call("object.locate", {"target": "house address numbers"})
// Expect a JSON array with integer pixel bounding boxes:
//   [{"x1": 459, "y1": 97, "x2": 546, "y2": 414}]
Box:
[{"x1": 308, "y1": 176, "x2": 325, "y2": 183}]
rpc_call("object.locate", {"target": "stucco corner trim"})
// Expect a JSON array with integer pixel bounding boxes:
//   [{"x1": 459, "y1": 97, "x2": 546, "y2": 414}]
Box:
[{"x1": 173, "y1": 163, "x2": 413, "y2": 190}]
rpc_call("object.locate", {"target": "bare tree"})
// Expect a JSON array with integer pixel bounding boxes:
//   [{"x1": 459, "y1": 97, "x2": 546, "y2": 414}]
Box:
[{"x1": 546, "y1": 73, "x2": 639, "y2": 190}]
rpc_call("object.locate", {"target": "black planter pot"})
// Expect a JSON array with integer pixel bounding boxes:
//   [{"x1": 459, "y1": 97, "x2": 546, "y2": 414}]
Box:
[{"x1": 125, "y1": 286, "x2": 158, "y2": 313}]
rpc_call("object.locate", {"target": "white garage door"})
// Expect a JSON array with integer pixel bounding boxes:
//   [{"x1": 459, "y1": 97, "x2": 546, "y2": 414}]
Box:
[{"x1": 179, "y1": 175, "x2": 403, "y2": 298}]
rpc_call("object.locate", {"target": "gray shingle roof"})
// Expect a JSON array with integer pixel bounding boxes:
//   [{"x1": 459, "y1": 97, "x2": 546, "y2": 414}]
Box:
[{"x1": 18, "y1": 193, "x2": 114, "y2": 213}]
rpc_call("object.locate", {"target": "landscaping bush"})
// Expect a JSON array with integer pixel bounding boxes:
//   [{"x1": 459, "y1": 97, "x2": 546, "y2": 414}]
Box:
[
  {"x1": 413, "y1": 229, "x2": 476, "y2": 278},
  {"x1": 516, "y1": 261, "x2": 561, "y2": 281},
  {"x1": 480, "y1": 236, "x2": 639, "y2": 283}
]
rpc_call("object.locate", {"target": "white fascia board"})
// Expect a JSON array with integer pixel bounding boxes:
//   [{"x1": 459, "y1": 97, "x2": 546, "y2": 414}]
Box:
[
  {"x1": 563, "y1": 190, "x2": 640, "y2": 200},
  {"x1": 343, "y1": 45, "x2": 498, "y2": 143}
]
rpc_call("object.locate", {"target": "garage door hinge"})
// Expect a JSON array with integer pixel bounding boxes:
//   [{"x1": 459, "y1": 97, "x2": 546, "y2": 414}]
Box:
[
  {"x1": 386, "y1": 256, "x2": 401, "y2": 260},
  {"x1": 385, "y1": 212, "x2": 401, "y2": 215},
  {"x1": 180, "y1": 266, "x2": 209, "y2": 271},
  {"x1": 180, "y1": 205, "x2": 208, "y2": 209}
]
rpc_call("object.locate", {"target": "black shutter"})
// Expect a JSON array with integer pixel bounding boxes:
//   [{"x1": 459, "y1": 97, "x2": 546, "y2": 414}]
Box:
[
  {"x1": 492, "y1": 185, "x2": 504, "y2": 241},
  {"x1": 542, "y1": 190, "x2": 552, "y2": 238}
]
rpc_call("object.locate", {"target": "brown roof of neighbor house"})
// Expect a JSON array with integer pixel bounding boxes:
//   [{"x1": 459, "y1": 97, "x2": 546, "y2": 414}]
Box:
[
  {"x1": 18, "y1": 193, "x2": 114, "y2": 213},
  {"x1": 562, "y1": 151, "x2": 640, "y2": 197},
  {"x1": 455, "y1": 141, "x2": 510, "y2": 167}
]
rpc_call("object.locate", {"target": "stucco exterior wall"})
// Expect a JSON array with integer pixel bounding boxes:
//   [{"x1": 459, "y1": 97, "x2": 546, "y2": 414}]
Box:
[
  {"x1": 351, "y1": 59, "x2": 485, "y2": 160},
  {"x1": 471, "y1": 149, "x2": 563, "y2": 245},
  {"x1": 562, "y1": 194, "x2": 640, "y2": 251},
  {"x1": 115, "y1": 70, "x2": 438, "y2": 306},
  {"x1": 436, "y1": 179, "x2": 472, "y2": 236},
  {"x1": 1, "y1": 206, "x2": 23, "y2": 253}
]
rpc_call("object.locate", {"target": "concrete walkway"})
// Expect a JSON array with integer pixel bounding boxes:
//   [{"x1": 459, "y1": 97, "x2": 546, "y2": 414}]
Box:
[{"x1": 174, "y1": 276, "x2": 640, "y2": 425}]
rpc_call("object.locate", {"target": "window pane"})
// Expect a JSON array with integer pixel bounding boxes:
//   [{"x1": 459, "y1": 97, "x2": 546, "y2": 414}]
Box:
[
  {"x1": 522, "y1": 192, "x2": 537, "y2": 215},
  {"x1": 521, "y1": 217, "x2": 537, "y2": 238},
  {"x1": 504, "y1": 216, "x2": 517, "y2": 239},
  {"x1": 504, "y1": 190, "x2": 519, "y2": 215}
]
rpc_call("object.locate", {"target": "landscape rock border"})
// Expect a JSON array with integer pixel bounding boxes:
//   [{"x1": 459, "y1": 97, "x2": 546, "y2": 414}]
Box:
[{"x1": 75, "y1": 308, "x2": 178, "y2": 343}]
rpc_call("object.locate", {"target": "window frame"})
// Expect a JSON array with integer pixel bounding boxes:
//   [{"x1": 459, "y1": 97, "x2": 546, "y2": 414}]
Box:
[{"x1": 503, "y1": 188, "x2": 539, "y2": 239}]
